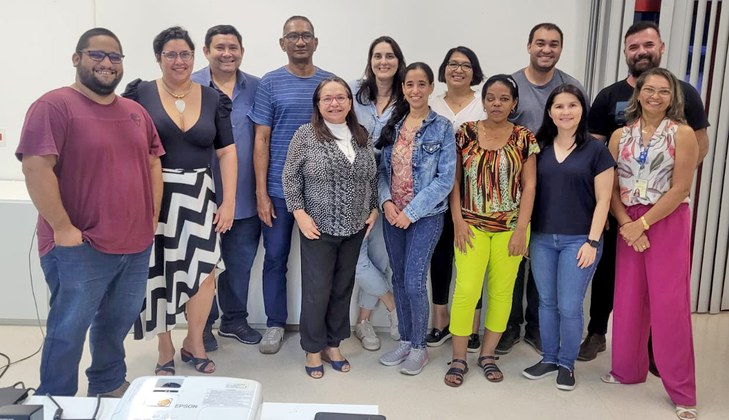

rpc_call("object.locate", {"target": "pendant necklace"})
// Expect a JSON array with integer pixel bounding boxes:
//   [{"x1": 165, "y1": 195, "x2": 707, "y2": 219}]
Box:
[{"x1": 161, "y1": 79, "x2": 192, "y2": 129}]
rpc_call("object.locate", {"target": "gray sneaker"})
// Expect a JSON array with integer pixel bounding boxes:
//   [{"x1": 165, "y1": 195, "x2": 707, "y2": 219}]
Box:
[
  {"x1": 87, "y1": 380, "x2": 130, "y2": 398},
  {"x1": 355, "y1": 320, "x2": 381, "y2": 351},
  {"x1": 259, "y1": 326, "x2": 284, "y2": 354},
  {"x1": 379, "y1": 341, "x2": 411, "y2": 366},
  {"x1": 400, "y1": 347, "x2": 428, "y2": 375},
  {"x1": 387, "y1": 310, "x2": 400, "y2": 341}
]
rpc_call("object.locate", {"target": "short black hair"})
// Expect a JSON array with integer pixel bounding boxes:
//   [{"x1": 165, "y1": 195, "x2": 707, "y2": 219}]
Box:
[
  {"x1": 282, "y1": 15, "x2": 314, "y2": 36},
  {"x1": 76, "y1": 27, "x2": 122, "y2": 53},
  {"x1": 528, "y1": 22, "x2": 563, "y2": 45},
  {"x1": 624, "y1": 21, "x2": 661, "y2": 40},
  {"x1": 437, "y1": 46, "x2": 484, "y2": 86},
  {"x1": 481, "y1": 74, "x2": 520, "y2": 113},
  {"x1": 204, "y1": 25, "x2": 242, "y2": 49},
  {"x1": 153, "y1": 26, "x2": 195, "y2": 60}
]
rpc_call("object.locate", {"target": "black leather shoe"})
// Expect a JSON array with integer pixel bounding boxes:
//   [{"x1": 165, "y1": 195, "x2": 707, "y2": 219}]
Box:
[
  {"x1": 425, "y1": 325, "x2": 452, "y2": 347},
  {"x1": 203, "y1": 325, "x2": 218, "y2": 352},
  {"x1": 577, "y1": 333, "x2": 606, "y2": 361},
  {"x1": 467, "y1": 333, "x2": 481, "y2": 353},
  {"x1": 495, "y1": 325, "x2": 520, "y2": 355},
  {"x1": 524, "y1": 331, "x2": 543, "y2": 355}
]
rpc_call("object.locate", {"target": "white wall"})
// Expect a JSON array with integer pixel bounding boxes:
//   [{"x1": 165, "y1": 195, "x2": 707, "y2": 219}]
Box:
[
  {"x1": 0, "y1": 0, "x2": 590, "y2": 180},
  {"x1": 0, "y1": 0, "x2": 591, "y2": 325}
]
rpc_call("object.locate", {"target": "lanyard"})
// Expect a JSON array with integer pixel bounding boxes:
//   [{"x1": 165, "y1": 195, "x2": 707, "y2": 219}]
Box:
[
  {"x1": 637, "y1": 140, "x2": 650, "y2": 170},
  {"x1": 637, "y1": 122, "x2": 653, "y2": 170}
]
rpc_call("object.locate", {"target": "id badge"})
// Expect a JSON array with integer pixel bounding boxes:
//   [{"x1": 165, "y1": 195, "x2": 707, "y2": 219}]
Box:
[{"x1": 633, "y1": 179, "x2": 648, "y2": 198}]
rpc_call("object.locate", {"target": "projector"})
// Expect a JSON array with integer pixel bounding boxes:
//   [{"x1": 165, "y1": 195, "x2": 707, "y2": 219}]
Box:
[{"x1": 110, "y1": 376, "x2": 262, "y2": 420}]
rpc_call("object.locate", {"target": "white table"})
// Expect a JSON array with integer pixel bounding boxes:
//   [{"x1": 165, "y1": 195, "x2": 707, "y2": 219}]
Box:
[{"x1": 25, "y1": 396, "x2": 379, "y2": 420}]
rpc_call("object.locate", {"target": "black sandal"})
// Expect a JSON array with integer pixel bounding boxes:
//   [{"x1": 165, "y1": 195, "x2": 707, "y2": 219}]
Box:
[
  {"x1": 477, "y1": 355, "x2": 503, "y2": 383},
  {"x1": 444, "y1": 358, "x2": 469, "y2": 387},
  {"x1": 154, "y1": 359, "x2": 175, "y2": 376},
  {"x1": 181, "y1": 348, "x2": 215, "y2": 374}
]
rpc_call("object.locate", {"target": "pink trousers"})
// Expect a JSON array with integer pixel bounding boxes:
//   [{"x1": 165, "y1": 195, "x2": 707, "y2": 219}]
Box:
[{"x1": 611, "y1": 203, "x2": 696, "y2": 406}]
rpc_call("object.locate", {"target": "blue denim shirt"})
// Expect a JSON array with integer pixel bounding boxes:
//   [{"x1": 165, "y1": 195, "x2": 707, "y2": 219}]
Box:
[
  {"x1": 349, "y1": 79, "x2": 394, "y2": 167},
  {"x1": 378, "y1": 109, "x2": 456, "y2": 222},
  {"x1": 191, "y1": 67, "x2": 260, "y2": 219}
]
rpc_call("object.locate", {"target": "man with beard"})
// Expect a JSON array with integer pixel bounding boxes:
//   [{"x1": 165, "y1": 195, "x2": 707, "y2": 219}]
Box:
[
  {"x1": 578, "y1": 21, "x2": 709, "y2": 366},
  {"x1": 191, "y1": 25, "x2": 262, "y2": 351},
  {"x1": 497, "y1": 23, "x2": 588, "y2": 355},
  {"x1": 16, "y1": 28, "x2": 164, "y2": 397},
  {"x1": 248, "y1": 16, "x2": 332, "y2": 354}
]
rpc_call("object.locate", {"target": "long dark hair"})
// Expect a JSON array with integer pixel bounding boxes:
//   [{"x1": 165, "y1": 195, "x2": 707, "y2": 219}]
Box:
[
  {"x1": 311, "y1": 76, "x2": 369, "y2": 147},
  {"x1": 535, "y1": 84, "x2": 589, "y2": 150},
  {"x1": 355, "y1": 36, "x2": 406, "y2": 108},
  {"x1": 375, "y1": 62, "x2": 434, "y2": 149}
]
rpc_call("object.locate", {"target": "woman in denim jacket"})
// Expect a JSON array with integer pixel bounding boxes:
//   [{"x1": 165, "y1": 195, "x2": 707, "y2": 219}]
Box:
[{"x1": 376, "y1": 62, "x2": 456, "y2": 375}]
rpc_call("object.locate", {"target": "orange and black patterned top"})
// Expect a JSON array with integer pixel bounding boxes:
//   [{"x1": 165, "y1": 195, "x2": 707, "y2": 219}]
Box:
[{"x1": 456, "y1": 121, "x2": 539, "y2": 232}]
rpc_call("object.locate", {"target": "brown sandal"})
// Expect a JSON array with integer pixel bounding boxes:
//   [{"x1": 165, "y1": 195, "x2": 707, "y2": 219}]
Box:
[
  {"x1": 478, "y1": 355, "x2": 503, "y2": 383},
  {"x1": 444, "y1": 358, "x2": 469, "y2": 387}
]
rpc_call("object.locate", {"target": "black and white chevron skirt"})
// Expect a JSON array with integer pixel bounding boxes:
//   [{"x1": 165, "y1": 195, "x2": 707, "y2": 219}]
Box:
[{"x1": 135, "y1": 167, "x2": 224, "y2": 339}]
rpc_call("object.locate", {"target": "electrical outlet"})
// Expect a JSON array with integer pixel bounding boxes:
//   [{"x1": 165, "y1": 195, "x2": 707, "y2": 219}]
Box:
[{"x1": 0, "y1": 128, "x2": 6, "y2": 147}]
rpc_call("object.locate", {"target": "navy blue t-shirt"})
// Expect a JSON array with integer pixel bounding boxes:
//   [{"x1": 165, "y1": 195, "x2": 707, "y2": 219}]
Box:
[{"x1": 532, "y1": 138, "x2": 615, "y2": 235}]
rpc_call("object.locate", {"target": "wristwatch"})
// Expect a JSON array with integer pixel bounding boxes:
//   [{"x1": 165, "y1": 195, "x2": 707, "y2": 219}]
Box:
[{"x1": 585, "y1": 239, "x2": 599, "y2": 248}]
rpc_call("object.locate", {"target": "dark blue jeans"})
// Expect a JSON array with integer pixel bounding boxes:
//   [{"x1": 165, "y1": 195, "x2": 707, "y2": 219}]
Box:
[
  {"x1": 38, "y1": 242, "x2": 152, "y2": 396},
  {"x1": 530, "y1": 233, "x2": 602, "y2": 370},
  {"x1": 383, "y1": 214, "x2": 443, "y2": 349},
  {"x1": 207, "y1": 216, "x2": 261, "y2": 328},
  {"x1": 261, "y1": 197, "x2": 295, "y2": 327}
]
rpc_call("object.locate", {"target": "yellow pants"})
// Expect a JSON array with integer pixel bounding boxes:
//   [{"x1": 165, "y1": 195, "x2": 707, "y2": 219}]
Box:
[{"x1": 450, "y1": 225, "x2": 527, "y2": 336}]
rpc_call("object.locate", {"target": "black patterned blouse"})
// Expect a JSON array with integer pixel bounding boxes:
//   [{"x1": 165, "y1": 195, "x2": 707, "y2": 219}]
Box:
[{"x1": 283, "y1": 123, "x2": 377, "y2": 237}]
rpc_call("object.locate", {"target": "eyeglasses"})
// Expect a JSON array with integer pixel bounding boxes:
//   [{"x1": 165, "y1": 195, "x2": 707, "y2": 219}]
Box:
[
  {"x1": 78, "y1": 50, "x2": 124, "y2": 64},
  {"x1": 641, "y1": 87, "x2": 672, "y2": 98},
  {"x1": 446, "y1": 61, "x2": 473, "y2": 72},
  {"x1": 284, "y1": 32, "x2": 315, "y2": 43},
  {"x1": 320, "y1": 95, "x2": 349, "y2": 105},
  {"x1": 161, "y1": 51, "x2": 194, "y2": 62}
]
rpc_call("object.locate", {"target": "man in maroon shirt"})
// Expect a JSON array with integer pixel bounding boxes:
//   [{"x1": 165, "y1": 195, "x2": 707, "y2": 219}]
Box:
[{"x1": 16, "y1": 28, "x2": 164, "y2": 397}]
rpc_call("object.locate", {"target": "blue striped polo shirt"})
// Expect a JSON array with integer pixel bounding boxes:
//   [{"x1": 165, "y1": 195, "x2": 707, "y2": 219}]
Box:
[{"x1": 248, "y1": 66, "x2": 333, "y2": 199}]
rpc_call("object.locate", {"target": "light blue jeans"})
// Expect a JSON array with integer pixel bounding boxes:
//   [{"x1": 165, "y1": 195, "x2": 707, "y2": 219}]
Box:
[
  {"x1": 383, "y1": 214, "x2": 443, "y2": 349},
  {"x1": 38, "y1": 242, "x2": 152, "y2": 396},
  {"x1": 355, "y1": 215, "x2": 391, "y2": 310},
  {"x1": 529, "y1": 232, "x2": 602, "y2": 371}
]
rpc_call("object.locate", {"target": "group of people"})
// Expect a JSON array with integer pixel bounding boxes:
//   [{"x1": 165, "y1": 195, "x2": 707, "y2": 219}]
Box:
[{"x1": 16, "y1": 15, "x2": 706, "y2": 420}]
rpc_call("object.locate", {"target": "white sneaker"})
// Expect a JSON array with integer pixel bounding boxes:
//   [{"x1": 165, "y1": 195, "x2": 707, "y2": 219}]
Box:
[
  {"x1": 379, "y1": 341, "x2": 411, "y2": 366},
  {"x1": 355, "y1": 320, "x2": 381, "y2": 351},
  {"x1": 387, "y1": 310, "x2": 400, "y2": 341},
  {"x1": 400, "y1": 347, "x2": 428, "y2": 375},
  {"x1": 259, "y1": 327, "x2": 284, "y2": 354}
]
